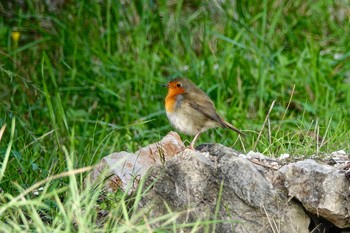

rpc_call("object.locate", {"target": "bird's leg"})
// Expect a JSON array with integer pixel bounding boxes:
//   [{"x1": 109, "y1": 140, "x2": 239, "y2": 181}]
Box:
[{"x1": 189, "y1": 132, "x2": 201, "y2": 150}]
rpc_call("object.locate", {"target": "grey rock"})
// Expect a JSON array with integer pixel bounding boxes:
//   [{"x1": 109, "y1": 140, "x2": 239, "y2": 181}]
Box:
[
  {"x1": 92, "y1": 133, "x2": 350, "y2": 232},
  {"x1": 85, "y1": 131, "x2": 184, "y2": 193},
  {"x1": 277, "y1": 159, "x2": 350, "y2": 228},
  {"x1": 140, "y1": 144, "x2": 310, "y2": 233}
]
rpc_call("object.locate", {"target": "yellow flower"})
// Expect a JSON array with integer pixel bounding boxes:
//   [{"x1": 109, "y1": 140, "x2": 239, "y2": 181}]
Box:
[{"x1": 11, "y1": 31, "x2": 20, "y2": 42}]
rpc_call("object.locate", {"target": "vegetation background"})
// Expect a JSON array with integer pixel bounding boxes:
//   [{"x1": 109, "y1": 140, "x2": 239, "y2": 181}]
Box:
[{"x1": 1, "y1": 0, "x2": 349, "y2": 231}]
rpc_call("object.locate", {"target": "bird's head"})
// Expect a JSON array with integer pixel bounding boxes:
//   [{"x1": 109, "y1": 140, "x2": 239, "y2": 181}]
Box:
[{"x1": 163, "y1": 78, "x2": 194, "y2": 97}]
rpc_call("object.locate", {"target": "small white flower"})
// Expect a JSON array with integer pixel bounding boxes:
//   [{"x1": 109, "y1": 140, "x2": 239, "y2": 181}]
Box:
[
  {"x1": 334, "y1": 53, "x2": 343, "y2": 60},
  {"x1": 181, "y1": 65, "x2": 189, "y2": 71},
  {"x1": 320, "y1": 49, "x2": 331, "y2": 56},
  {"x1": 279, "y1": 154, "x2": 290, "y2": 160},
  {"x1": 331, "y1": 150, "x2": 347, "y2": 155}
]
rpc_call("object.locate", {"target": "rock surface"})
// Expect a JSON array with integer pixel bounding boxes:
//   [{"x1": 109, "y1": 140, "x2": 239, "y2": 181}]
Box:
[
  {"x1": 89, "y1": 132, "x2": 350, "y2": 232},
  {"x1": 140, "y1": 143, "x2": 310, "y2": 233},
  {"x1": 86, "y1": 131, "x2": 184, "y2": 193},
  {"x1": 277, "y1": 159, "x2": 350, "y2": 228}
]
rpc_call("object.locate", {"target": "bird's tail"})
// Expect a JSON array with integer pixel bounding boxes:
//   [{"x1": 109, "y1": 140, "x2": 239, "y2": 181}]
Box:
[{"x1": 221, "y1": 120, "x2": 246, "y2": 137}]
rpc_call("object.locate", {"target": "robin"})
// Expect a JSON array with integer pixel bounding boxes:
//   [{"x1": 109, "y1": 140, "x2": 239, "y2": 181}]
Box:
[{"x1": 163, "y1": 78, "x2": 245, "y2": 149}]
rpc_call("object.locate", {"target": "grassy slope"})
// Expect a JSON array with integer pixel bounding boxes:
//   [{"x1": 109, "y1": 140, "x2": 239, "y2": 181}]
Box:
[{"x1": 0, "y1": 0, "x2": 350, "y2": 231}]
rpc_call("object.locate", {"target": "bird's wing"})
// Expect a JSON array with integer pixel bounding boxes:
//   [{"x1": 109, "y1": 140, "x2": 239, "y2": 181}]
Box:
[
  {"x1": 187, "y1": 94, "x2": 223, "y2": 123},
  {"x1": 188, "y1": 95, "x2": 245, "y2": 136}
]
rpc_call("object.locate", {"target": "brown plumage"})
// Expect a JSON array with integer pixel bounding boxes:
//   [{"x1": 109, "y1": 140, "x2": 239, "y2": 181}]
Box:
[{"x1": 164, "y1": 78, "x2": 245, "y2": 149}]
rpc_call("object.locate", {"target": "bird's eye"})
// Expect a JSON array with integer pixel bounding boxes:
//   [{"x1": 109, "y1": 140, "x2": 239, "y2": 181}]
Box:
[{"x1": 177, "y1": 83, "x2": 182, "y2": 87}]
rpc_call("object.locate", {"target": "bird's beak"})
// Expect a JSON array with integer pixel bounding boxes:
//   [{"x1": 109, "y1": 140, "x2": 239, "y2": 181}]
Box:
[{"x1": 162, "y1": 83, "x2": 169, "y2": 88}]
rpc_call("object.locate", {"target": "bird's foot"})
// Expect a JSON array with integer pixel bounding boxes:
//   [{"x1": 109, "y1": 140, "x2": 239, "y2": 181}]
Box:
[{"x1": 188, "y1": 142, "x2": 196, "y2": 150}]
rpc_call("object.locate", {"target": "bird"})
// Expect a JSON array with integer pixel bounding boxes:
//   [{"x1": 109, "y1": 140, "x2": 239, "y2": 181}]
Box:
[{"x1": 163, "y1": 77, "x2": 245, "y2": 149}]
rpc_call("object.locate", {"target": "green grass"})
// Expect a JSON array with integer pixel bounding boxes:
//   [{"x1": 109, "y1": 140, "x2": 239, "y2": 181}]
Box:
[{"x1": 1, "y1": 0, "x2": 350, "y2": 231}]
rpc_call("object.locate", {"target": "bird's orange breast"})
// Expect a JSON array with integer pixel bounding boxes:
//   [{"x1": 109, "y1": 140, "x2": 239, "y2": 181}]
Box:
[
  {"x1": 165, "y1": 95, "x2": 176, "y2": 112},
  {"x1": 165, "y1": 85, "x2": 185, "y2": 112}
]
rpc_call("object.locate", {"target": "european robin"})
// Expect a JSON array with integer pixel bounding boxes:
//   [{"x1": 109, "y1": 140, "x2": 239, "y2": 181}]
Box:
[{"x1": 163, "y1": 78, "x2": 245, "y2": 149}]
